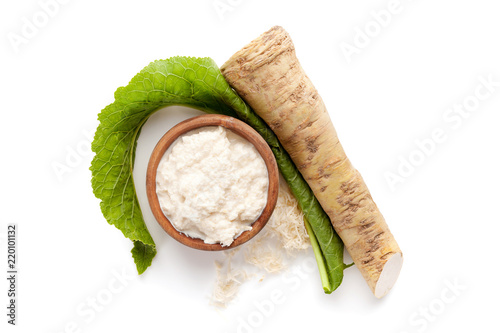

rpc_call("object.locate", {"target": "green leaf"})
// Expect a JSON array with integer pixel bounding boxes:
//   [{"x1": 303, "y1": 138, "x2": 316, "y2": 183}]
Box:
[
  {"x1": 131, "y1": 240, "x2": 157, "y2": 274},
  {"x1": 91, "y1": 56, "x2": 348, "y2": 290},
  {"x1": 91, "y1": 57, "x2": 237, "y2": 274}
]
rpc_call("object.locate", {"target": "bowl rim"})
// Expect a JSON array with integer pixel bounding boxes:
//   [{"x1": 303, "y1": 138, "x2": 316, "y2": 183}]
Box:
[{"x1": 146, "y1": 114, "x2": 279, "y2": 251}]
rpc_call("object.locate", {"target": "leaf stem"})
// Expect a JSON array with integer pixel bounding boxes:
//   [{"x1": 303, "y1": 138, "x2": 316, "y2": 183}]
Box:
[{"x1": 303, "y1": 216, "x2": 331, "y2": 293}]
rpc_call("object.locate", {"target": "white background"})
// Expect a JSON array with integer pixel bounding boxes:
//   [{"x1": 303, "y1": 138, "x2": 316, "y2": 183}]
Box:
[{"x1": 1, "y1": 0, "x2": 499, "y2": 332}]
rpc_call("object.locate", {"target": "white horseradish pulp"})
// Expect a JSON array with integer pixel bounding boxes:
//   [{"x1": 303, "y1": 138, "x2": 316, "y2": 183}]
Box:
[{"x1": 156, "y1": 126, "x2": 269, "y2": 246}]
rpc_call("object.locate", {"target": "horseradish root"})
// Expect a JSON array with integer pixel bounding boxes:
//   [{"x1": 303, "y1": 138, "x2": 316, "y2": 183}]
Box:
[{"x1": 221, "y1": 26, "x2": 403, "y2": 298}]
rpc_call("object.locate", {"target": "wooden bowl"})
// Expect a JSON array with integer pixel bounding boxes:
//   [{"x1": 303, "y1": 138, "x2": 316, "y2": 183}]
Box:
[{"x1": 146, "y1": 114, "x2": 279, "y2": 251}]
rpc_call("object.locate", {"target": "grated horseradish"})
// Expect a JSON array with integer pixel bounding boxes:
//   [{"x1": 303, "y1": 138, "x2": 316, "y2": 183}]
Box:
[{"x1": 156, "y1": 126, "x2": 268, "y2": 246}]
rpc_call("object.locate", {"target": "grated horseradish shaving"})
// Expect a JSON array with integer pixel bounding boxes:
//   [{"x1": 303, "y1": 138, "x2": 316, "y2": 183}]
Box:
[
  {"x1": 265, "y1": 179, "x2": 310, "y2": 252},
  {"x1": 210, "y1": 249, "x2": 249, "y2": 308},
  {"x1": 243, "y1": 234, "x2": 285, "y2": 273},
  {"x1": 210, "y1": 178, "x2": 310, "y2": 308}
]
